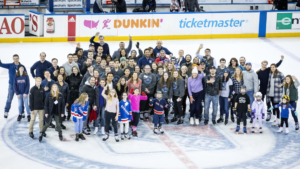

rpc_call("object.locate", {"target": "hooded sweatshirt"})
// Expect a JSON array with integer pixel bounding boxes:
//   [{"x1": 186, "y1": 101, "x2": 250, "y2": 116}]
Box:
[
  {"x1": 242, "y1": 69, "x2": 259, "y2": 93},
  {"x1": 139, "y1": 72, "x2": 157, "y2": 94},
  {"x1": 156, "y1": 81, "x2": 173, "y2": 100},
  {"x1": 172, "y1": 78, "x2": 185, "y2": 98},
  {"x1": 13, "y1": 74, "x2": 30, "y2": 95},
  {"x1": 112, "y1": 67, "x2": 124, "y2": 84}
]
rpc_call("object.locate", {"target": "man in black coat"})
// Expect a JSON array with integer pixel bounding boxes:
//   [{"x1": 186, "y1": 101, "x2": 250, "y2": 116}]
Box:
[
  {"x1": 113, "y1": 0, "x2": 127, "y2": 13},
  {"x1": 80, "y1": 77, "x2": 99, "y2": 135}
]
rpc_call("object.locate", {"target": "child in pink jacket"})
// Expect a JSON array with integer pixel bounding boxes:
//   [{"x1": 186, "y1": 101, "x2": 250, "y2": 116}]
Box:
[{"x1": 128, "y1": 88, "x2": 147, "y2": 137}]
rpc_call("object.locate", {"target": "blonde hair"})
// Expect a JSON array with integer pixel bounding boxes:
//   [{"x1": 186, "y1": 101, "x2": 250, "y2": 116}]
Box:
[
  {"x1": 107, "y1": 89, "x2": 117, "y2": 104},
  {"x1": 35, "y1": 77, "x2": 42, "y2": 81},
  {"x1": 117, "y1": 77, "x2": 128, "y2": 91},
  {"x1": 232, "y1": 67, "x2": 243, "y2": 79},
  {"x1": 50, "y1": 84, "x2": 60, "y2": 100},
  {"x1": 261, "y1": 60, "x2": 268, "y2": 65},
  {"x1": 74, "y1": 93, "x2": 88, "y2": 106}
]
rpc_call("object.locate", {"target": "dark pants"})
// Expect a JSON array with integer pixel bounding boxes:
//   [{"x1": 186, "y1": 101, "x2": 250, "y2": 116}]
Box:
[
  {"x1": 219, "y1": 96, "x2": 229, "y2": 119},
  {"x1": 237, "y1": 112, "x2": 247, "y2": 127},
  {"x1": 173, "y1": 96, "x2": 183, "y2": 117},
  {"x1": 182, "y1": 94, "x2": 188, "y2": 116},
  {"x1": 42, "y1": 114, "x2": 62, "y2": 132},
  {"x1": 290, "y1": 101, "x2": 298, "y2": 123},
  {"x1": 280, "y1": 118, "x2": 288, "y2": 127},
  {"x1": 140, "y1": 94, "x2": 153, "y2": 112},
  {"x1": 190, "y1": 90, "x2": 204, "y2": 119},
  {"x1": 105, "y1": 111, "x2": 118, "y2": 134},
  {"x1": 164, "y1": 100, "x2": 170, "y2": 119},
  {"x1": 130, "y1": 112, "x2": 140, "y2": 127},
  {"x1": 269, "y1": 97, "x2": 280, "y2": 119},
  {"x1": 230, "y1": 94, "x2": 238, "y2": 118}
]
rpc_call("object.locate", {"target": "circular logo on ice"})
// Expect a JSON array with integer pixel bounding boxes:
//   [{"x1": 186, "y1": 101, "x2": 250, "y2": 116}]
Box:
[{"x1": 277, "y1": 17, "x2": 292, "y2": 25}]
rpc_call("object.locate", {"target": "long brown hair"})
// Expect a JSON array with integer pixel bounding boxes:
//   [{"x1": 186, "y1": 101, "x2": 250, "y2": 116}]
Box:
[
  {"x1": 119, "y1": 49, "x2": 127, "y2": 57},
  {"x1": 117, "y1": 77, "x2": 127, "y2": 91},
  {"x1": 159, "y1": 72, "x2": 171, "y2": 88},
  {"x1": 171, "y1": 70, "x2": 183, "y2": 83},
  {"x1": 270, "y1": 64, "x2": 279, "y2": 78},
  {"x1": 229, "y1": 57, "x2": 239, "y2": 67},
  {"x1": 284, "y1": 75, "x2": 294, "y2": 89},
  {"x1": 130, "y1": 72, "x2": 139, "y2": 84},
  {"x1": 148, "y1": 47, "x2": 155, "y2": 59},
  {"x1": 232, "y1": 67, "x2": 243, "y2": 79},
  {"x1": 50, "y1": 84, "x2": 60, "y2": 100},
  {"x1": 16, "y1": 66, "x2": 27, "y2": 77},
  {"x1": 74, "y1": 93, "x2": 88, "y2": 106},
  {"x1": 54, "y1": 67, "x2": 67, "y2": 80}
]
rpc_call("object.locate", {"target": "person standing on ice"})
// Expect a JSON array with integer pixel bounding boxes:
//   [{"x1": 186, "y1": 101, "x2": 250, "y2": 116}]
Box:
[
  {"x1": 112, "y1": 35, "x2": 132, "y2": 60},
  {"x1": 196, "y1": 44, "x2": 217, "y2": 68},
  {"x1": 138, "y1": 48, "x2": 155, "y2": 69},
  {"x1": 90, "y1": 33, "x2": 110, "y2": 56},
  {"x1": 0, "y1": 54, "x2": 27, "y2": 118},
  {"x1": 238, "y1": 57, "x2": 246, "y2": 71},
  {"x1": 256, "y1": 55, "x2": 284, "y2": 121},
  {"x1": 153, "y1": 40, "x2": 173, "y2": 58},
  {"x1": 30, "y1": 52, "x2": 52, "y2": 80},
  {"x1": 251, "y1": 92, "x2": 266, "y2": 133},
  {"x1": 63, "y1": 54, "x2": 79, "y2": 76}
]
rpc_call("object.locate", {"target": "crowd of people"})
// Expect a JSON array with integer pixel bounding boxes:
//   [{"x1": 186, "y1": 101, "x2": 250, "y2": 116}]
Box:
[{"x1": 1, "y1": 33, "x2": 299, "y2": 143}]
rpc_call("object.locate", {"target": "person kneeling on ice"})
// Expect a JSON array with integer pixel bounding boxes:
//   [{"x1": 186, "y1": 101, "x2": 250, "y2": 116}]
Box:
[
  {"x1": 251, "y1": 92, "x2": 266, "y2": 133},
  {"x1": 71, "y1": 93, "x2": 89, "y2": 141},
  {"x1": 233, "y1": 85, "x2": 251, "y2": 134},
  {"x1": 269, "y1": 95, "x2": 298, "y2": 134},
  {"x1": 118, "y1": 92, "x2": 132, "y2": 140},
  {"x1": 149, "y1": 91, "x2": 169, "y2": 134},
  {"x1": 128, "y1": 88, "x2": 147, "y2": 137}
]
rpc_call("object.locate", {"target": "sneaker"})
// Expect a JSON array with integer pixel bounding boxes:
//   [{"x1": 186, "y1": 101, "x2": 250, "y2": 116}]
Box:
[
  {"x1": 132, "y1": 130, "x2": 138, "y2": 137},
  {"x1": 115, "y1": 134, "x2": 119, "y2": 142},
  {"x1": 243, "y1": 127, "x2": 247, "y2": 134},
  {"x1": 83, "y1": 129, "x2": 90, "y2": 135},
  {"x1": 93, "y1": 127, "x2": 98, "y2": 135},
  {"x1": 27, "y1": 115, "x2": 31, "y2": 122},
  {"x1": 79, "y1": 133, "x2": 86, "y2": 140},
  {"x1": 224, "y1": 119, "x2": 228, "y2": 125},
  {"x1": 171, "y1": 117, "x2": 178, "y2": 122},
  {"x1": 259, "y1": 127, "x2": 263, "y2": 133},
  {"x1": 17, "y1": 114, "x2": 22, "y2": 122},
  {"x1": 49, "y1": 123, "x2": 55, "y2": 128},
  {"x1": 61, "y1": 123, "x2": 66, "y2": 130},
  {"x1": 195, "y1": 118, "x2": 199, "y2": 125},
  {"x1": 121, "y1": 133, "x2": 125, "y2": 140},
  {"x1": 4, "y1": 112, "x2": 8, "y2": 118},
  {"x1": 158, "y1": 127, "x2": 164, "y2": 134},
  {"x1": 235, "y1": 126, "x2": 240, "y2": 134},
  {"x1": 277, "y1": 127, "x2": 283, "y2": 133},
  {"x1": 296, "y1": 122, "x2": 299, "y2": 131},
  {"x1": 101, "y1": 127, "x2": 105, "y2": 135},
  {"x1": 103, "y1": 133, "x2": 109, "y2": 141},
  {"x1": 140, "y1": 113, "x2": 144, "y2": 120},
  {"x1": 251, "y1": 127, "x2": 255, "y2": 133},
  {"x1": 217, "y1": 117, "x2": 223, "y2": 123},
  {"x1": 286, "y1": 128, "x2": 289, "y2": 134},
  {"x1": 29, "y1": 132, "x2": 34, "y2": 139},
  {"x1": 153, "y1": 127, "x2": 159, "y2": 134},
  {"x1": 204, "y1": 120, "x2": 208, "y2": 125},
  {"x1": 190, "y1": 117, "x2": 194, "y2": 125},
  {"x1": 212, "y1": 120, "x2": 216, "y2": 126},
  {"x1": 75, "y1": 134, "x2": 79, "y2": 141}
]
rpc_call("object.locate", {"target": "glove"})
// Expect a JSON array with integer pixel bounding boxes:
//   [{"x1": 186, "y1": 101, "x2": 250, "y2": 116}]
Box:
[
  {"x1": 136, "y1": 42, "x2": 139, "y2": 49},
  {"x1": 268, "y1": 106, "x2": 274, "y2": 111},
  {"x1": 233, "y1": 108, "x2": 237, "y2": 115},
  {"x1": 130, "y1": 88, "x2": 134, "y2": 94},
  {"x1": 141, "y1": 92, "x2": 146, "y2": 96},
  {"x1": 295, "y1": 111, "x2": 298, "y2": 117},
  {"x1": 72, "y1": 116, "x2": 77, "y2": 123},
  {"x1": 247, "y1": 109, "x2": 252, "y2": 118},
  {"x1": 262, "y1": 113, "x2": 265, "y2": 119},
  {"x1": 251, "y1": 112, "x2": 255, "y2": 119}
]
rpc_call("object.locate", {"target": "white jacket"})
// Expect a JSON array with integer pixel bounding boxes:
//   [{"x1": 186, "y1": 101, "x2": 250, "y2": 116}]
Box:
[{"x1": 251, "y1": 100, "x2": 267, "y2": 116}]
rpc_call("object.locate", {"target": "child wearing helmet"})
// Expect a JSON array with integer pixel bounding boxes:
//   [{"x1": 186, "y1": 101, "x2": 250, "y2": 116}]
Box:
[
  {"x1": 251, "y1": 92, "x2": 267, "y2": 133},
  {"x1": 269, "y1": 95, "x2": 298, "y2": 134},
  {"x1": 233, "y1": 85, "x2": 251, "y2": 134}
]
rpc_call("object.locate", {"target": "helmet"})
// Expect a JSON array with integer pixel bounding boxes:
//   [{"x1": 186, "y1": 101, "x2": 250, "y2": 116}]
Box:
[
  {"x1": 255, "y1": 92, "x2": 262, "y2": 97},
  {"x1": 282, "y1": 95, "x2": 290, "y2": 101}
]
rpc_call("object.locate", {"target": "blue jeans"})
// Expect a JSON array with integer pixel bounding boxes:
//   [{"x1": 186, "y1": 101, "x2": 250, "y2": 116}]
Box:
[
  {"x1": 290, "y1": 101, "x2": 298, "y2": 123},
  {"x1": 5, "y1": 84, "x2": 24, "y2": 113},
  {"x1": 246, "y1": 91, "x2": 254, "y2": 108},
  {"x1": 204, "y1": 94, "x2": 219, "y2": 121},
  {"x1": 18, "y1": 94, "x2": 30, "y2": 115},
  {"x1": 74, "y1": 118, "x2": 83, "y2": 133},
  {"x1": 219, "y1": 96, "x2": 229, "y2": 119},
  {"x1": 95, "y1": 106, "x2": 105, "y2": 127}
]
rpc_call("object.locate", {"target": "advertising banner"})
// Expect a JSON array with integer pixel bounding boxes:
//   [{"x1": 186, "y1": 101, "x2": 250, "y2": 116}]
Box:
[
  {"x1": 0, "y1": 15, "x2": 25, "y2": 38},
  {"x1": 0, "y1": 0, "x2": 39, "y2": 5},
  {"x1": 266, "y1": 12, "x2": 300, "y2": 33},
  {"x1": 232, "y1": 0, "x2": 268, "y2": 3},
  {"x1": 44, "y1": 15, "x2": 68, "y2": 37},
  {"x1": 136, "y1": 0, "x2": 231, "y2": 4},
  {"x1": 54, "y1": 0, "x2": 83, "y2": 8},
  {"x1": 29, "y1": 11, "x2": 44, "y2": 36}
]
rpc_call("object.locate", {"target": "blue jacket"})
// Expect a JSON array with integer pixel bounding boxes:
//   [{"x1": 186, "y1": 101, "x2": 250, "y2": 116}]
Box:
[
  {"x1": 41, "y1": 79, "x2": 55, "y2": 96},
  {"x1": 178, "y1": 57, "x2": 186, "y2": 66},
  {"x1": 13, "y1": 75, "x2": 30, "y2": 95},
  {"x1": 47, "y1": 66, "x2": 60, "y2": 80},
  {"x1": 138, "y1": 56, "x2": 155, "y2": 69},
  {"x1": 90, "y1": 36, "x2": 110, "y2": 55},
  {"x1": 0, "y1": 61, "x2": 27, "y2": 85},
  {"x1": 118, "y1": 100, "x2": 132, "y2": 123},
  {"x1": 153, "y1": 46, "x2": 172, "y2": 58},
  {"x1": 274, "y1": 103, "x2": 295, "y2": 118},
  {"x1": 30, "y1": 60, "x2": 52, "y2": 80},
  {"x1": 149, "y1": 98, "x2": 168, "y2": 115}
]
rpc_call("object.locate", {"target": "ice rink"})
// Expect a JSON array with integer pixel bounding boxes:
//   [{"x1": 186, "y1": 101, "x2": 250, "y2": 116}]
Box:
[{"x1": 0, "y1": 37, "x2": 300, "y2": 169}]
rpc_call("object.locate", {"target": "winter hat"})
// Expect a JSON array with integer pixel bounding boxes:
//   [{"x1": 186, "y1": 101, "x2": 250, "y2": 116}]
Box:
[
  {"x1": 255, "y1": 92, "x2": 262, "y2": 97},
  {"x1": 120, "y1": 57, "x2": 127, "y2": 62},
  {"x1": 130, "y1": 50, "x2": 137, "y2": 56},
  {"x1": 164, "y1": 59, "x2": 169, "y2": 63},
  {"x1": 192, "y1": 67, "x2": 198, "y2": 74}
]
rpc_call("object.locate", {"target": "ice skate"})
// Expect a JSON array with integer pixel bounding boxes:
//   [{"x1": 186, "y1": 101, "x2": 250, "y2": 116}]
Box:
[
  {"x1": 132, "y1": 130, "x2": 138, "y2": 137},
  {"x1": 158, "y1": 127, "x2": 164, "y2": 134},
  {"x1": 121, "y1": 133, "x2": 125, "y2": 140},
  {"x1": 144, "y1": 112, "x2": 149, "y2": 121},
  {"x1": 140, "y1": 113, "x2": 144, "y2": 120},
  {"x1": 86, "y1": 125, "x2": 91, "y2": 132},
  {"x1": 266, "y1": 112, "x2": 271, "y2": 122},
  {"x1": 251, "y1": 127, "x2": 255, "y2": 133},
  {"x1": 22, "y1": 113, "x2": 25, "y2": 118},
  {"x1": 75, "y1": 134, "x2": 79, "y2": 141},
  {"x1": 217, "y1": 117, "x2": 223, "y2": 123},
  {"x1": 115, "y1": 134, "x2": 120, "y2": 142},
  {"x1": 295, "y1": 122, "x2": 299, "y2": 131},
  {"x1": 93, "y1": 127, "x2": 98, "y2": 135},
  {"x1": 79, "y1": 133, "x2": 86, "y2": 140},
  {"x1": 259, "y1": 127, "x2": 263, "y2": 133},
  {"x1": 29, "y1": 132, "x2": 34, "y2": 139},
  {"x1": 171, "y1": 116, "x2": 178, "y2": 123},
  {"x1": 83, "y1": 129, "x2": 90, "y2": 135},
  {"x1": 17, "y1": 114, "x2": 22, "y2": 122},
  {"x1": 204, "y1": 120, "x2": 208, "y2": 125},
  {"x1": 124, "y1": 133, "x2": 130, "y2": 140},
  {"x1": 4, "y1": 112, "x2": 8, "y2": 119},
  {"x1": 102, "y1": 133, "x2": 109, "y2": 141},
  {"x1": 38, "y1": 132, "x2": 44, "y2": 142},
  {"x1": 27, "y1": 115, "x2": 31, "y2": 122},
  {"x1": 58, "y1": 132, "x2": 63, "y2": 141},
  {"x1": 49, "y1": 123, "x2": 55, "y2": 128},
  {"x1": 272, "y1": 120, "x2": 277, "y2": 127},
  {"x1": 61, "y1": 123, "x2": 66, "y2": 130},
  {"x1": 235, "y1": 126, "x2": 240, "y2": 134},
  {"x1": 190, "y1": 117, "x2": 194, "y2": 125},
  {"x1": 177, "y1": 117, "x2": 183, "y2": 125},
  {"x1": 277, "y1": 127, "x2": 283, "y2": 133},
  {"x1": 243, "y1": 127, "x2": 247, "y2": 134},
  {"x1": 212, "y1": 120, "x2": 216, "y2": 126},
  {"x1": 286, "y1": 128, "x2": 289, "y2": 134},
  {"x1": 224, "y1": 119, "x2": 228, "y2": 125},
  {"x1": 101, "y1": 127, "x2": 105, "y2": 135},
  {"x1": 153, "y1": 127, "x2": 159, "y2": 134}
]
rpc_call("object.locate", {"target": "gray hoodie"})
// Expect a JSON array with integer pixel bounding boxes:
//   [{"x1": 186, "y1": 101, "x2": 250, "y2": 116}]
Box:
[
  {"x1": 157, "y1": 81, "x2": 173, "y2": 100},
  {"x1": 139, "y1": 72, "x2": 157, "y2": 94},
  {"x1": 242, "y1": 69, "x2": 258, "y2": 93},
  {"x1": 112, "y1": 40, "x2": 132, "y2": 60},
  {"x1": 172, "y1": 78, "x2": 185, "y2": 98}
]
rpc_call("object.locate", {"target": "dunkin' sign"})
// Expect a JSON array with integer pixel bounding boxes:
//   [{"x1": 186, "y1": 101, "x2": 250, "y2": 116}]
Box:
[
  {"x1": 0, "y1": 16, "x2": 25, "y2": 38},
  {"x1": 114, "y1": 19, "x2": 163, "y2": 28}
]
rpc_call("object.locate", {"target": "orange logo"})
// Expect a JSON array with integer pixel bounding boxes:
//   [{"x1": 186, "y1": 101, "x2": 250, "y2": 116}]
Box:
[{"x1": 114, "y1": 19, "x2": 162, "y2": 28}]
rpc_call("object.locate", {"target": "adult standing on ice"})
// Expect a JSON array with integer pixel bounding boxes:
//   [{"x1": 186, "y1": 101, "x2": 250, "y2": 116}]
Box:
[
  {"x1": 112, "y1": 35, "x2": 132, "y2": 59},
  {"x1": 30, "y1": 52, "x2": 52, "y2": 80}
]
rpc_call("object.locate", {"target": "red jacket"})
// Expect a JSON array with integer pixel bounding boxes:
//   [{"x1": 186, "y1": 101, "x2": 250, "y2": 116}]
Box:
[{"x1": 155, "y1": 57, "x2": 169, "y2": 63}]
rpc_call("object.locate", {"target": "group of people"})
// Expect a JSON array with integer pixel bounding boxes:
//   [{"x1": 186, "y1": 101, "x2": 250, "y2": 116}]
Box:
[{"x1": 0, "y1": 33, "x2": 298, "y2": 143}]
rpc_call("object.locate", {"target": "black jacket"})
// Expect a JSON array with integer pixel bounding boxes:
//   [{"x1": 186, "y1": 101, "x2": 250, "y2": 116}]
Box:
[
  {"x1": 66, "y1": 73, "x2": 83, "y2": 104},
  {"x1": 56, "y1": 81, "x2": 69, "y2": 105},
  {"x1": 204, "y1": 75, "x2": 222, "y2": 96},
  {"x1": 44, "y1": 93, "x2": 65, "y2": 123},
  {"x1": 114, "y1": 0, "x2": 127, "y2": 12},
  {"x1": 80, "y1": 81, "x2": 100, "y2": 108},
  {"x1": 142, "y1": 0, "x2": 156, "y2": 12},
  {"x1": 29, "y1": 85, "x2": 46, "y2": 111},
  {"x1": 185, "y1": 0, "x2": 200, "y2": 12}
]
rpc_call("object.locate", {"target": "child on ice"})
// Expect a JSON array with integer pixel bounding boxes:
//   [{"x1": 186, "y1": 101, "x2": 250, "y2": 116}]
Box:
[
  {"x1": 71, "y1": 93, "x2": 89, "y2": 141},
  {"x1": 251, "y1": 92, "x2": 266, "y2": 133},
  {"x1": 128, "y1": 88, "x2": 147, "y2": 137},
  {"x1": 118, "y1": 92, "x2": 132, "y2": 140},
  {"x1": 269, "y1": 95, "x2": 298, "y2": 134},
  {"x1": 149, "y1": 91, "x2": 169, "y2": 134}
]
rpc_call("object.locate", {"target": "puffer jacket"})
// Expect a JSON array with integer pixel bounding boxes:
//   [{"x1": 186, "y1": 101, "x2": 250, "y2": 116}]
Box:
[
  {"x1": 66, "y1": 73, "x2": 82, "y2": 105},
  {"x1": 56, "y1": 81, "x2": 69, "y2": 105}
]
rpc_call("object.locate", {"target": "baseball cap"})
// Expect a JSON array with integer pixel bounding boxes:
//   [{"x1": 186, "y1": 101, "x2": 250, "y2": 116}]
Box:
[
  {"x1": 223, "y1": 69, "x2": 229, "y2": 73},
  {"x1": 89, "y1": 43, "x2": 94, "y2": 47},
  {"x1": 246, "y1": 62, "x2": 252, "y2": 66},
  {"x1": 209, "y1": 65, "x2": 216, "y2": 69}
]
